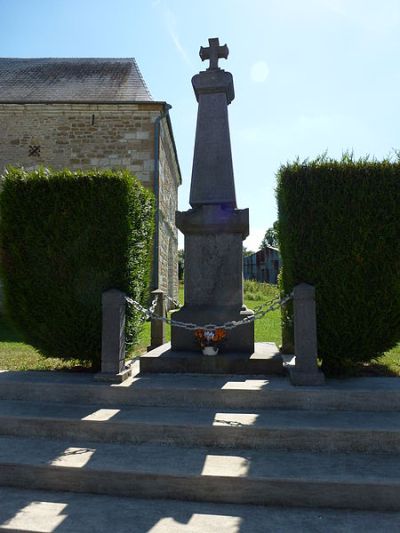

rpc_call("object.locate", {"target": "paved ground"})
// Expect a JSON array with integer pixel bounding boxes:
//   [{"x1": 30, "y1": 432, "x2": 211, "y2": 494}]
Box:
[
  {"x1": 2, "y1": 364, "x2": 400, "y2": 392},
  {"x1": 0, "y1": 487, "x2": 399, "y2": 532}
]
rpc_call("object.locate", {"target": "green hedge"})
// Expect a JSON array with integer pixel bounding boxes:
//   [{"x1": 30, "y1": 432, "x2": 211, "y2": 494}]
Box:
[
  {"x1": 0, "y1": 167, "x2": 154, "y2": 368},
  {"x1": 277, "y1": 155, "x2": 400, "y2": 375}
]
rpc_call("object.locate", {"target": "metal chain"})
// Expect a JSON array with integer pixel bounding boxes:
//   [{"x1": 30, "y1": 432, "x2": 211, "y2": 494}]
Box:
[
  {"x1": 126, "y1": 295, "x2": 158, "y2": 320},
  {"x1": 126, "y1": 292, "x2": 293, "y2": 333},
  {"x1": 165, "y1": 294, "x2": 182, "y2": 309}
]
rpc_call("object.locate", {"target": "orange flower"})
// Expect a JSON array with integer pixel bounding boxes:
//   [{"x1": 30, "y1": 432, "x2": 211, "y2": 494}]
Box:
[
  {"x1": 213, "y1": 328, "x2": 226, "y2": 342},
  {"x1": 194, "y1": 328, "x2": 226, "y2": 347}
]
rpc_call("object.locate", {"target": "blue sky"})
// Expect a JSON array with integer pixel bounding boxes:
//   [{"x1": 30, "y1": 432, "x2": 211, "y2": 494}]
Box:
[{"x1": 1, "y1": 0, "x2": 399, "y2": 250}]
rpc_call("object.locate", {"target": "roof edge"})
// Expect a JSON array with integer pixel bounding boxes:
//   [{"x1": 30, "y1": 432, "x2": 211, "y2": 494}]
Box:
[{"x1": 0, "y1": 100, "x2": 165, "y2": 105}]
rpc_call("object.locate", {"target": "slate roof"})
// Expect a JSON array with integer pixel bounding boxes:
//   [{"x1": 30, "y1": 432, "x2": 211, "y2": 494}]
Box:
[{"x1": 0, "y1": 58, "x2": 153, "y2": 102}]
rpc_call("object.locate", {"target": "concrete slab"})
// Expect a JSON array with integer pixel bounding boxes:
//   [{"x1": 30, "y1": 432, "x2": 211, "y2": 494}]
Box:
[
  {"x1": 0, "y1": 435, "x2": 399, "y2": 481},
  {"x1": 140, "y1": 342, "x2": 285, "y2": 375},
  {"x1": 0, "y1": 399, "x2": 399, "y2": 431},
  {"x1": 3, "y1": 362, "x2": 400, "y2": 392},
  {"x1": 0, "y1": 487, "x2": 399, "y2": 533},
  {"x1": 0, "y1": 400, "x2": 398, "y2": 452},
  {"x1": 0, "y1": 369, "x2": 400, "y2": 411},
  {"x1": 0, "y1": 436, "x2": 399, "y2": 510}
]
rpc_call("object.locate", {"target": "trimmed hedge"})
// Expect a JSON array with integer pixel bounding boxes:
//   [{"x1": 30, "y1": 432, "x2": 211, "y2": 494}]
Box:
[
  {"x1": 277, "y1": 155, "x2": 400, "y2": 375},
  {"x1": 0, "y1": 167, "x2": 154, "y2": 368}
]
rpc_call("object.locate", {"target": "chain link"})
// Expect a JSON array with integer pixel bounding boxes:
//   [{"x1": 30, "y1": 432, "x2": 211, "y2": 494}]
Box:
[
  {"x1": 165, "y1": 294, "x2": 182, "y2": 309},
  {"x1": 126, "y1": 295, "x2": 158, "y2": 321},
  {"x1": 126, "y1": 292, "x2": 293, "y2": 333}
]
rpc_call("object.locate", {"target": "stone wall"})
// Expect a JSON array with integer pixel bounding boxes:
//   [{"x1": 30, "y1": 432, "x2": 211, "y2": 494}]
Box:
[
  {"x1": 0, "y1": 102, "x2": 180, "y2": 300},
  {"x1": 158, "y1": 117, "x2": 180, "y2": 302},
  {"x1": 0, "y1": 103, "x2": 161, "y2": 183}
]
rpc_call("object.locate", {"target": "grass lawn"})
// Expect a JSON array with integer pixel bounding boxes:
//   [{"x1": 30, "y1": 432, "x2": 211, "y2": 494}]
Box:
[
  {"x1": 0, "y1": 280, "x2": 399, "y2": 376},
  {"x1": 0, "y1": 315, "x2": 89, "y2": 371},
  {"x1": 242, "y1": 280, "x2": 281, "y2": 347}
]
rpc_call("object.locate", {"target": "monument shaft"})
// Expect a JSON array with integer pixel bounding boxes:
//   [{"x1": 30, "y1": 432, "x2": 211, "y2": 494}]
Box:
[{"x1": 190, "y1": 71, "x2": 236, "y2": 208}]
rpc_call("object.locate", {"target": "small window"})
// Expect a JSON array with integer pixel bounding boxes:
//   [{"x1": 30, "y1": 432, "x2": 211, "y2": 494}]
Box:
[{"x1": 28, "y1": 145, "x2": 41, "y2": 157}]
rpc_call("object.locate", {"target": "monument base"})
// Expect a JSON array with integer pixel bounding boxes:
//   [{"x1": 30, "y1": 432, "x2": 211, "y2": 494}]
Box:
[
  {"x1": 140, "y1": 342, "x2": 284, "y2": 375},
  {"x1": 94, "y1": 366, "x2": 133, "y2": 383},
  {"x1": 171, "y1": 305, "x2": 254, "y2": 353},
  {"x1": 289, "y1": 367, "x2": 325, "y2": 386}
]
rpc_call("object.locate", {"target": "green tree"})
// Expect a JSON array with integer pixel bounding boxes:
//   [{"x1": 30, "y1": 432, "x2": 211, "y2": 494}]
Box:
[
  {"x1": 178, "y1": 249, "x2": 184, "y2": 280},
  {"x1": 243, "y1": 246, "x2": 255, "y2": 257},
  {"x1": 260, "y1": 221, "x2": 279, "y2": 249}
]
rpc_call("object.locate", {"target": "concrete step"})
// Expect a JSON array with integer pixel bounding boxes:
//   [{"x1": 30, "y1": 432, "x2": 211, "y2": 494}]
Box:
[
  {"x1": 140, "y1": 342, "x2": 285, "y2": 375},
  {"x1": 0, "y1": 400, "x2": 398, "y2": 452},
  {"x1": 1, "y1": 368, "x2": 399, "y2": 412},
  {"x1": 0, "y1": 436, "x2": 398, "y2": 511},
  {"x1": 1, "y1": 487, "x2": 399, "y2": 533}
]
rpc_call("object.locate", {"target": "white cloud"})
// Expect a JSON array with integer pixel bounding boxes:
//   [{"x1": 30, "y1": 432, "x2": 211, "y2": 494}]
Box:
[
  {"x1": 164, "y1": 8, "x2": 194, "y2": 69},
  {"x1": 244, "y1": 227, "x2": 266, "y2": 252},
  {"x1": 250, "y1": 61, "x2": 269, "y2": 83}
]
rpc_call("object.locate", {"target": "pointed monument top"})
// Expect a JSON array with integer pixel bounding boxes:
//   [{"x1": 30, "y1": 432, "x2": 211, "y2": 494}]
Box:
[{"x1": 199, "y1": 38, "x2": 229, "y2": 70}]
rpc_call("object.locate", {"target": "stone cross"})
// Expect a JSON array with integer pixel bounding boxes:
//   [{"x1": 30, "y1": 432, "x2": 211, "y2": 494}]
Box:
[{"x1": 199, "y1": 38, "x2": 229, "y2": 70}]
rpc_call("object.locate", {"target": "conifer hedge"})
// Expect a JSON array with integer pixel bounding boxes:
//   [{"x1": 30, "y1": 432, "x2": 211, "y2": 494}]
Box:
[
  {"x1": 277, "y1": 155, "x2": 400, "y2": 375},
  {"x1": 0, "y1": 167, "x2": 154, "y2": 368}
]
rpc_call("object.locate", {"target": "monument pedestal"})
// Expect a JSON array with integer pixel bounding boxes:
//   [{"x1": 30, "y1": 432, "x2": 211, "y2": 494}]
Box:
[
  {"x1": 171, "y1": 204, "x2": 254, "y2": 353},
  {"x1": 141, "y1": 342, "x2": 284, "y2": 375},
  {"x1": 171, "y1": 305, "x2": 254, "y2": 353}
]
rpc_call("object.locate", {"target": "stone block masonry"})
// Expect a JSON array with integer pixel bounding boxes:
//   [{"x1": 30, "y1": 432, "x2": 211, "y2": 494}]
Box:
[
  {"x1": 157, "y1": 113, "x2": 180, "y2": 302},
  {"x1": 0, "y1": 102, "x2": 181, "y2": 301},
  {"x1": 0, "y1": 103, "x2": 159, "y2": 182}
]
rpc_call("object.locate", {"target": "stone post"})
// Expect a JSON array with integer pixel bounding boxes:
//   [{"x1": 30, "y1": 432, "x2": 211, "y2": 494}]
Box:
[
  {"x1": 94, "y1": 289, "x2": 132, "y2": 383},
  {"x1": 289, "y1": 283, "x2": 325, "y2": 386},
  {"x1": 148, "y1": 289, "x2": 165, "y2": 351}
]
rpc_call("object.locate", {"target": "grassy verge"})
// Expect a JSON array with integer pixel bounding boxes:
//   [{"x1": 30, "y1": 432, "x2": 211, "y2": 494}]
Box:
[
  {"x1": 243, "y1": 280, "x2": 281, "y2": 346},
  {"x1": 0, "y1": 315, "x2": 91, "y2": 371},
  {"x1": 0, "y1": 280, "x2": 398, "y2": 376},
  {"x1": 358, "y1": 344, "x2": 400, "y2": 377}
]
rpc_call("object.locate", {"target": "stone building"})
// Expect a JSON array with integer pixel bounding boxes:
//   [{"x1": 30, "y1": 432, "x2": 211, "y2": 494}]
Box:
[
  {"x1": 243, "y1": 245, "x2": 281, "y2": 284},
  {"x1": 0, "y1": 58, "x2": 181, "y2": 301}
]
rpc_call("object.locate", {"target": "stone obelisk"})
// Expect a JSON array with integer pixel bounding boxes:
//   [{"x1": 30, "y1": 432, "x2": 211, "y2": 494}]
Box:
[{"x1": 171, "y1": 38, "x2": 254, "y2": 353}]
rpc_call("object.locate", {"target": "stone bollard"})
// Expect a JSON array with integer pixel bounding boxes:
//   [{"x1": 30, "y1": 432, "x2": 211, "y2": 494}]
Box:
[
  {"x1": 147, "y1": 289, "x2": 166, "y2": 351},
  {"x1": 94, "y1": 289, "x2": 132, "y2": 383},
  {"x1": 289, "y1": 283, "x2": 325, "y2": 386}
]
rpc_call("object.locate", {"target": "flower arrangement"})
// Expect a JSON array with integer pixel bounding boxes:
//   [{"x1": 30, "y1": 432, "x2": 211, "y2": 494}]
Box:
[{"x1": 195, "y1": 328, "x2": 226, "y2": 350}]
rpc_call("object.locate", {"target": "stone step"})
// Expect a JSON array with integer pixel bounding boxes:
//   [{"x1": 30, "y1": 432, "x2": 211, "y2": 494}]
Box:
[
  {"x1": 140, "y1": 342, "x2": 285, "y2": 375},
  {"x1": 1, "y1": 487, "x2": 400, "y2": 533},
  {"x1": 0, "y1": 400, "x2": 398, "y2": 453},
  {"x1": 1, "y1": 369, "x2": 399, "y2": 412},
  {"x1": 0, "y1": 436, "x2": 398, "y2": 511}
]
